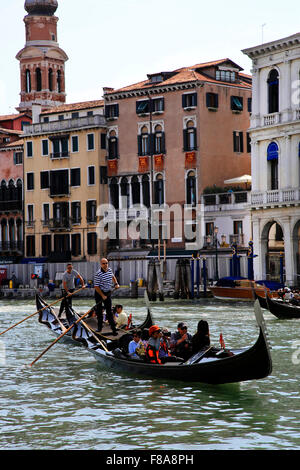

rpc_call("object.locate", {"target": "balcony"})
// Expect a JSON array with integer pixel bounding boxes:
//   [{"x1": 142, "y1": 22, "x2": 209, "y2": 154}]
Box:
[
  {"x1": 104, "y1": 207, "x2": 149, "y2": 222},
  {"x1": 49, "y1": 187, "x2": 70, "y2": 198},
  {"x1": 0, "y1": 200, "x2": 22, "y2": 212},
  {"x1": 23, "y1": 114, "x2": 106, "y2": 136},
  {"x1": 0, "y1": 241, "x2": 24, "y2": 253},
  {"x1": 50, "y1": 152, "x2": 70, "y2": 160},
  {"x1": 48, "y1": 218, "x2": 72, "y2": 231},
  {"x1": 263, "y1": 112, "x2": 281, "y2": 126},
  {"x1": 202, "y1": 191, "x2": 250, "y2": 209},
  {"x1": 251, "y1": 188, "x2": 300, "y2": 208}
]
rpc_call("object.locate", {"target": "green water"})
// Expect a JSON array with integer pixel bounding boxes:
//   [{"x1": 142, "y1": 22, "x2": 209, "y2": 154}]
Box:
[{"x1": 0, "y1": 297, "x2": 299, "y2": 450}]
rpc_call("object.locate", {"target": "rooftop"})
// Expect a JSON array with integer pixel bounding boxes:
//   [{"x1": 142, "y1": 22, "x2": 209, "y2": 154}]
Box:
[{"x1": 104, "y1": 58, "x2": 252, "y2": 96}]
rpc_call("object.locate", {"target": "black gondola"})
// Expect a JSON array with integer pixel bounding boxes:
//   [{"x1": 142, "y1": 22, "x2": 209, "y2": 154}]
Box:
[
  {"x1": 266, "y1": 295, "x2": 300, "y2": 319},
  {"x1": 253, "y1": 291, "x2": 268, "y2": 310},
  {"x1": 88, "y1": 300, "x2": 272, "y2": 384},
  {"x1": 35, "y1": 293, "x2": 153, "y2": 348}
]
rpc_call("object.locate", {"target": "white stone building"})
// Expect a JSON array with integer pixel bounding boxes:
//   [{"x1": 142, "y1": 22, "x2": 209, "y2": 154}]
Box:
[{"x1": 243, "y1": 33, "x2": 300, "y2": 286}]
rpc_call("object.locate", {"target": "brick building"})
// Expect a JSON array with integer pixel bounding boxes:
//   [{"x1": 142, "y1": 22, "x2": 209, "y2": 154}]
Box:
[{"x1": 103, "y1": 59, "x2": 252, "y2": 253}]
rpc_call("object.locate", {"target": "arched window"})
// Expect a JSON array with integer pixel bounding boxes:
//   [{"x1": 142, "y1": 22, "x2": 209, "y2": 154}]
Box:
[
  {"x1": 25, "y1": 69, "x2": 31, "y2": 93},
  {"x1": 154, "y1": 174, "x2": 164, "y2": 205},
  {"x1": 16, "y1": 219, "x2": 23, "y2": 243},
  {"x1": 142, "y1": 175, "x2": 150, "y2": 208},
  {"x1": 1, "y1": 219, "x2": 8, "y2": 243},
  {"x1": 131, "y1": 176, "x2": 140, "y2": 205},
  {"x1": 16, "y1": 179, "x2": 23, "y2": 202},
  {"x1": 141, "y1": 126, "x2": 149, "y2": 156},
  {"x1": 183, "y1": 120, "x2": 197, "y2": 151},
  {"x1": 268, "y1": 69, "x2": 279, "y2": 113},
  {"x1": 120, "y1": 177, "x2": 130, "y2": 208},
  {"x1": 9, "y1": 219, "x2": 15, "y2": 243},
  {"x1": 108, "y1": 130, "x2": 118, "y2": 159},
  {"x1": 48, "y1": 68, "x2": 53, "y2": 91},
  {"x1": 154, "y1": 124, "x2": 165, "y2": 154},
  {"x1": 0, "y1": 181, "x2": 7, "y2": 202},
  {"x1": 36, "y1": 68, "x2": 42, "y2": 91},
  {"x1": 57, "y1": 70, "x2": 62, "y2": 93},
  {"x1": 109, "y1": 177, "x2": 119, "y2": 209},
  {"x1": 186, "y1": 170, "x2": 197, "y2": 205},
  {"x1": 8, "y1": 180, "x2": 15, "y2": 202},
  {"x1": 267, "y1": 142, "x2": 279, "y2": 190}
]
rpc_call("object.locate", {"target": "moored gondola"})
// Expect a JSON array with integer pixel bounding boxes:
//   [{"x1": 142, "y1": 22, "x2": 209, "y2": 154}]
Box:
[
  {"x1": 266, "y1": 295, "x2": 300, "y2": 319},
  {"x1": 87, "y1": 300, "x2": 272, "y2": 384}
]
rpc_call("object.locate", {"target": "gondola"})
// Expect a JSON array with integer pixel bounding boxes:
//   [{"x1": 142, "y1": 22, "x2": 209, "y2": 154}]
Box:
[
  {"x1": 35, "y1": 293, "x2": 153, "y2": 349},
  {"x1": 253, "y1": 291, "x2": 268, "y2": 310},
  {"x1": 87, "y1": 300, "x2": 272, "y2": 384},
  {"x1": 266, "y1": 295, "x2": 300, "y2": 319}
]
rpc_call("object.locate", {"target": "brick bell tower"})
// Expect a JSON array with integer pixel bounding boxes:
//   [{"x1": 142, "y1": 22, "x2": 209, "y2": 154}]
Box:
[{"x1": 16, "y1": 0, "x2": 68, "y2": 112}]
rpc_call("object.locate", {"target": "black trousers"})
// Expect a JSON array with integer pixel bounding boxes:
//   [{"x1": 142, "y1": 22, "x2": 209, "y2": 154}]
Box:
[
  {"x1": 94, "y1": 291, "x2": 116, "y2": 333},
  {"x1": 58, "y1": 289, "x2": 74, "y2": 317}
]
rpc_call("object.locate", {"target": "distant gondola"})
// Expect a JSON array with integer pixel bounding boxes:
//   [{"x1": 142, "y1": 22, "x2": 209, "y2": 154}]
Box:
[
  {"x1": 35, "y1": 293, "x2": 153, "y2": 348},
  {"x1": 266, "y1": 295, "x2": 300, "y2": 319},
  {"x1": 88, "y1": 300, "x2": 272, "y2": 384}
]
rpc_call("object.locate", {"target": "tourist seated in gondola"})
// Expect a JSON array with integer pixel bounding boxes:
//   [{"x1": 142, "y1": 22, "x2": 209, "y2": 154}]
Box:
[
  {"x1": 128, "y1": 330, "x2": 145, "y2": 358},
  {"x1": 113, "y1": 304, "x2": 128, "y2": 329},
  {"x1": 170, "y1": 322, "x2": 192, "y2": 361},
  {"x1": 145, "y1": 325, "x2": 162, "y2": 364},
  {"x1": 290, "y1": 291, "x2": 300, "y2": 306},
  {"x1": 191, "y1": 320, "x2": 210, "y2": 354},
  {"x1": 159, "y1": 328, "x2": 183, "y2": 363}
]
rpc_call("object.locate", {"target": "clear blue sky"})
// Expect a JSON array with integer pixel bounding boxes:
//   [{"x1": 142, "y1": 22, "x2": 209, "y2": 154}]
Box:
[{"x1": 0, "y1": 0, "x2": 299, "y2": 114}]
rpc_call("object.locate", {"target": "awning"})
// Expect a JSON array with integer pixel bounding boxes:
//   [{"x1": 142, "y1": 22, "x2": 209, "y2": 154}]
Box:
[{"x1": 224, "y1": 174, "x2": 252, "y2": 184}]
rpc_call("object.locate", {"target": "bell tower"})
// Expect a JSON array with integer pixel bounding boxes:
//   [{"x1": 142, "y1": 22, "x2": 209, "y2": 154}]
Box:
[{"x1": 16, "y1": 0, "x2": 68, "y2": 112}]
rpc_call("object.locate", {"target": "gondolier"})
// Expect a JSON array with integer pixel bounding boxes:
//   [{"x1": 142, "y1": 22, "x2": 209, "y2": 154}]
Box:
[
  {"x1": 94, "y1": 258, "x2": 120, "y2": 334},
  {"x1": 58, "y1": 264, "x2": 85, "y2": 317}
]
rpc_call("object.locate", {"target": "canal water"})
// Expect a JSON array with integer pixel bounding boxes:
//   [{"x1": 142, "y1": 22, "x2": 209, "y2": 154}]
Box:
[{"x1": 0, "y1": 296, "x2": 299, "y2": 450}]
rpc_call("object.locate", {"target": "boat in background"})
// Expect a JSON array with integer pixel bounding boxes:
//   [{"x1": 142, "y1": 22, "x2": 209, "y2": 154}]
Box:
[{"x1": 209, "y1": 277, "x2": 282, "y2": 302}]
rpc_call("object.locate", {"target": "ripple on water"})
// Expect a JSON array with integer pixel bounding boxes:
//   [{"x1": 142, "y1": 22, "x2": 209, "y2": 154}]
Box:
[{"x1": 1, "y1": 298, "x2": 300, "y2": 449}]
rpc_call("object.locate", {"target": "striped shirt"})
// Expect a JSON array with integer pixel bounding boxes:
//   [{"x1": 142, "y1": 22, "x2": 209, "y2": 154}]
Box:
[{"x1": 94, "y1": 267, "x2": 114, "y2": 292}]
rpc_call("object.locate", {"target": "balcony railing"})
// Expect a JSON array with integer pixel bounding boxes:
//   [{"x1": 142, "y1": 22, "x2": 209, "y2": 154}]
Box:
[
  {"x1": 104, "y1": 207, "x2": 149, "y2": 222},
  {"x1": 0, "y1": 200, "x2": 22, "y2": 212},
  {"x1": 0, "y1": 241, "x2": 24, "y2": 253},
  {"x1": 48, "y1": 218, "x2": 72, "y2": 231},
  {"x1": 50, "y1": 152, "x2": 70, "y2": 160},
  {"x1": 251, "y1": 188, "x2": 300, "y2": 207},
  {"x1": 202, "y1": 191, "x2": 250, "y2": 207},
  {"x1": 263, "y1": 112, "x2": 281, "y2": 126},
  {"x1": 23, "y1": 114, "x2": 106, "y2": 136}
]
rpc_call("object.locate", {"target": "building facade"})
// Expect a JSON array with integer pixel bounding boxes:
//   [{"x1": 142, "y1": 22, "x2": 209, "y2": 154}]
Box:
[
  {"x1": 103, "y1": 59, "x2": 252, "y2": 254},
  {"x1": 243, "y1": 32, "x2": 300, "y2": 285},
  {"x1": 22, "y1": 101, "x2": 108, "y2": 263},
  {"x1": 16, "y1": 0, "x2": 68, "y2": 112}
]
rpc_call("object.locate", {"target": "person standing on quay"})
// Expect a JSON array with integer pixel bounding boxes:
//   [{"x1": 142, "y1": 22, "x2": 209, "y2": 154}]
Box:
[{"x1": 94, "y1": 258, "x2": 119, "y2": 334}]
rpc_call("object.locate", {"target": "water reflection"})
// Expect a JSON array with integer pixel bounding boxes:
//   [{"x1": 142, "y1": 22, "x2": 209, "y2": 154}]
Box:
[{"x1": 0, "y1": 297, "x2": 300, "y2": 449}]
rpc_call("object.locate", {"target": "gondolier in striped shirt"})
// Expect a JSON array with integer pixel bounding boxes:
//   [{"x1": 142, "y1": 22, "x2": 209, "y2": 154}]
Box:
[{"x1": 94, "y1": 258, "x2": 120, "y2": 334}]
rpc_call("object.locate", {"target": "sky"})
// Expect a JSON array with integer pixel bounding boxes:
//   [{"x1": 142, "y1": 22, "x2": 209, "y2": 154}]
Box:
[{"x1": 0, "y1": 0, "x2": 300, "y2": 115}]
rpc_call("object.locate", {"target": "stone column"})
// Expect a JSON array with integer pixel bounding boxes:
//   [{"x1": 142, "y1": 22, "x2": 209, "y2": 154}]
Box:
[{"x1": 282, "y1": 216, "x2": 294, "y2": 285}]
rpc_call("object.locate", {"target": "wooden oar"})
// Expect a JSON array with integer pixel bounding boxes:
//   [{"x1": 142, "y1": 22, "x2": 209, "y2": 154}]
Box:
[
  {"x1": 71, "y1": 309, "x2": 109, "y2": 352},
  {"x1": 0, "y1": 285, "x2": 85, "y2": 337},
  {"x1": 28, "y1": 302, "x2": 100, "y2": 367}
]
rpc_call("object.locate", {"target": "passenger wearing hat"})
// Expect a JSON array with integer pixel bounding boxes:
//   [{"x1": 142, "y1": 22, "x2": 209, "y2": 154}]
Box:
[
  {"x1": 145, "y1": 325, "x2": 162, "y2": 364},
  {"x1": 170, "y1": 322, "x2": 192, "y2": 361}
]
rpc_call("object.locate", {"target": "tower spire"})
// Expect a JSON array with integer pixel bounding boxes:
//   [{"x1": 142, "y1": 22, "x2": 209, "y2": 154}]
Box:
[{"x1": 16, "y1": 0, "x2": 68, "y2": 112}]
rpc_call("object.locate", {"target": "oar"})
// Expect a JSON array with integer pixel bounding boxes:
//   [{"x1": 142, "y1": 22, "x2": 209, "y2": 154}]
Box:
[
  {"x1": 0, "y1": 285, "x2": 86, "y2": 337},
  {"x1": 28, "y1": 302, "x2": 100, "y2": 367},
  {"x1": 71, "y1": 308, "x2": 109, "y2": 352}
]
